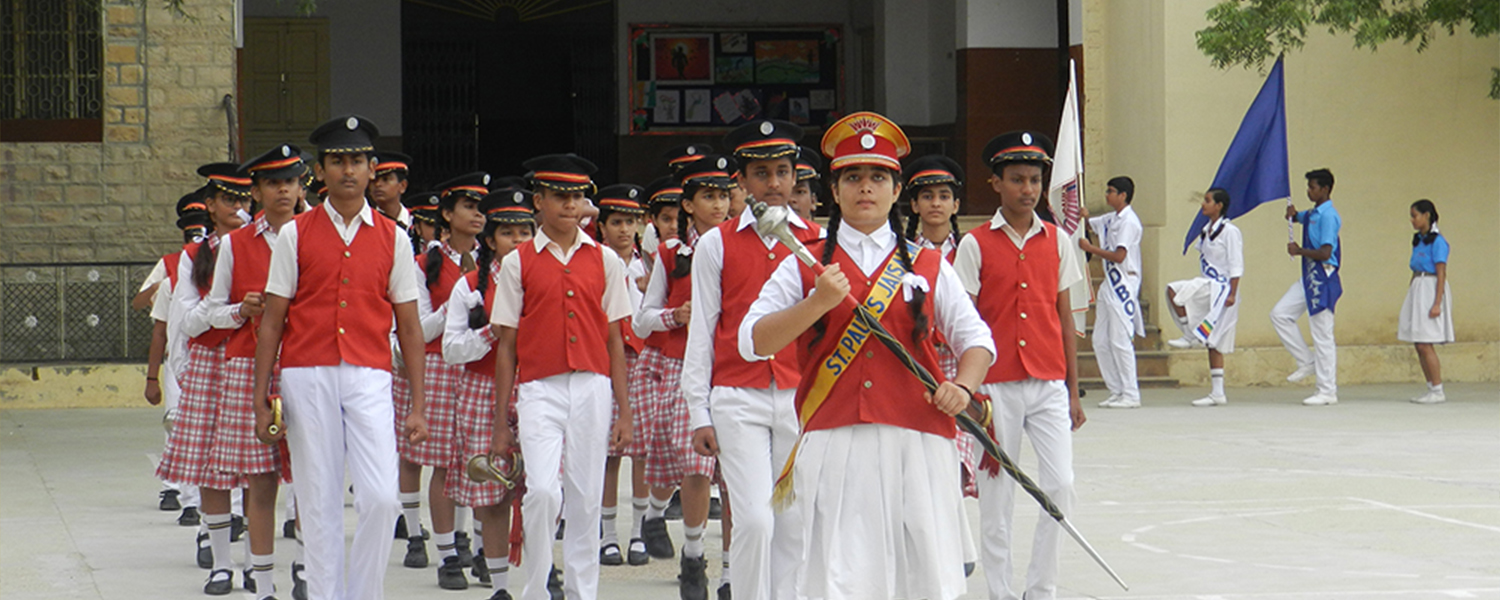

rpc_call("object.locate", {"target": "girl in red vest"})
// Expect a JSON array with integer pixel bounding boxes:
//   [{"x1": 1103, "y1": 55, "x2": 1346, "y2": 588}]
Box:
[
  {"x1": 487, "y1": 154, "x2": 634, "y2": 600},
  {"x1": 406, "y1": 172, "x2": 489, "y2": 590},
  {"x1": 157, "y1": 162, "x2": 251, "y2": 594},
  {"x1": 592, "y1": 184, "x2": 653, "y2": 569},
  {"x1": 953, "y1": 131, "x2": 1087, "y2": 600},
  {"x1": 633, "y1": 157, "x2": 733, "y2": 595},
  {"x1": 251, "y1": 115, "x2": 431, "y2": 600},
  {"x1": 743, "y1": 111, "x2": 994, "y2": 599},
  {"x1": 443, "y1": 186, "x2": 536, "y2": 600},
  {"x1": 395, "y1": 188, "x2": 442, "y2": 558},
  {"x1": 198, "y1": 145, "x2": 305, "y2": 600}
]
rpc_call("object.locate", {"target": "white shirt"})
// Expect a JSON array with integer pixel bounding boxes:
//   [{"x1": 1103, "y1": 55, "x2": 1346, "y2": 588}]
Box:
[
  {"x1": 954, "y1": 211, "x2": 1085, "y2": 297},
  {"x1": 200, "y1": 217, "x2": 281, "y2": 331},
  {"x1": 1197, "y1": 217, "x2": 1244, "y2": 280},
  {"x1": 139, "y1": 258, "x2": 167, "y2": 293},
  {"x1": 442, "y1": 269, "x2": 502, "y2": 365},
  {"x1": 633, "y1": 239, "x2": 690, "y2": 339},
  {"x1": 173, "y1": 239, "x2": 212, "y2": 339},
  {"x1": 415, "y1": 243, "x2": 479, "y2": 345},
  {"x1": 682, "y1": 209, "x2": 816, "y2": 431},
  {"x1": 487, "y1": 227, "x2": 634, "y2": 329},
  {"x1": 738, "y1": 225, "x2": 996, "y2": 369},
  {"x1": 1088, "y1": 205, "x2": 1143, "y2": 280},
  {"x1": 264, "y1": 200, "x2": 419, "y2": 305}
]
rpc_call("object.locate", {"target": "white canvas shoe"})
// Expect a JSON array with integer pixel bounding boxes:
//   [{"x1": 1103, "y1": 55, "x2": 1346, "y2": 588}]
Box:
[
  {"x1": 1191, "y1": 395, "x2": 1227, "y2": 407},
  {"x1": 1301, "y1": 393, "x2": 1338, "y2": 406},
  {"x1": 1166, "y1": 336, "x2": 1196, "y2": 349},
  {"x1": 1410, "y1": 391, "x2": 1447, "y2": 404},
  {"x1": 1098, "y1": 393, "x2": 1121, "y2": 408},
  {"x1": 1286, "y1": 365, "x2": 1315, "y2": 383},
  {"x1": 1103, "y1": 397, "x2": 1140, "y2": 409}
]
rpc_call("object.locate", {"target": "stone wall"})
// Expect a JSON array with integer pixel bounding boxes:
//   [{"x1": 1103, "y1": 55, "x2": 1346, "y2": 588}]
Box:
[{"x1": 0, "y1": 0, "x2": 237, "y2": 264}]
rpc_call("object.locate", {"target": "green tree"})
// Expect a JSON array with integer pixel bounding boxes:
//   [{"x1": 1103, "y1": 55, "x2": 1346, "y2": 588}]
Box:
[{"x1": 1196, "y1": 0, "x2": 1500, "y2": 99}]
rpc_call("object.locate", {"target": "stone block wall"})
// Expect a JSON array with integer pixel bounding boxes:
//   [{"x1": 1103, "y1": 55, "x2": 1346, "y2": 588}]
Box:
[{"x1": 0, "y1": 0, "x2": 237, "y2": 264}]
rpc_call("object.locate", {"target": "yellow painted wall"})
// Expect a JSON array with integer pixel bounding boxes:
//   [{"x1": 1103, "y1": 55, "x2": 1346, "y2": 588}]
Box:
[{"x1": 1085, "y1": 1, "x2": 1498, "y2": 362}]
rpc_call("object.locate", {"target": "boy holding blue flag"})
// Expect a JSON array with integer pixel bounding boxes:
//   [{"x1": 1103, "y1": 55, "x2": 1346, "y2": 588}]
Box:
[{"x1": 1271, "y1": 168, "x2": 1341, "y2": 406}]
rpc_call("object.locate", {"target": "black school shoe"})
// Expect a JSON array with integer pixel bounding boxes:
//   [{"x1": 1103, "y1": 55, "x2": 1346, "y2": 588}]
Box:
[
  {"x1": 179, "y1": 506, "x2": 201, "y2": 526},
  {"x1": 641, "y1": 517, "x2": 675, "y2": 559},
  {"x1": 708, "y1": 497, "x2": 722, "y2": 520},
  {"x1": 394, "y1": 514, "x2": 409, "y2": 539},
  {"x1": 665, "y1": 491, "x2": 683, "y2": 520},
  {"x1": 283, "y1": 518, "x2": 297, "y2": 539},
  {"x1": 547, "y1": 567, "x2": 564, "y2": 600},
  {"x1": 196, "y1": 532, "x2": 212, "y2": 569},
  {"x1": 242, "y1": 567, "x2": 255, "y2": 592},
  {"x1": 600, "y1": 542, "x2": 623, "y2": 566},
  {"x1": 291, "y1": 562, "x2": 307, "y2": 600},
  {"x1": 203, "y1": 569, "x2": 233, "y2": 595},
  {"x1": 230, "y1": 515, "x2": 245, "y2": 542},
  {"x1": 438, "y1": 555, "x2": 469, "y2": 590},
  {"x1": 471, "y1": 557, "x2": 492, "y2": 587},
  {"x1": 159, "y1": 489, "x2": 181, "y2": 511},
  {"x1": 718, "y1": 582, "x2": 731, "y2": 600},
  {"x1": 487, "y1": 590, "x2": 512, "y2": 600},
  {"x1": 627, "y1": 537, "x2": 650, "y2": 566},
  {"x1": 403, "y1": 536, "x2": 428, "y2": 568},
  {"x1": 455, "y1": 531, "x2": 475, "y2": 568},
  {"x1": 678, "y1": 555, "x2": 708, "y2": 600}
]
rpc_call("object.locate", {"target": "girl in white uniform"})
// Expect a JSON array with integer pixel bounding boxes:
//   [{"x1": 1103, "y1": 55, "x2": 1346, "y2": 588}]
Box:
[
  {"x1": 1165, "y1": 188, "x2": 1243, "y2": 406},
  {"x1": 1399, "y1": 199, "x2": 1453, "y2": 404}
]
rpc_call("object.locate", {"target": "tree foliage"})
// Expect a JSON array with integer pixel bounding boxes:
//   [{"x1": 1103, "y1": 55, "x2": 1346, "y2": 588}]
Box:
[{"x1": 1196, "y1": 0, "x2": 1500, "y2": 99}]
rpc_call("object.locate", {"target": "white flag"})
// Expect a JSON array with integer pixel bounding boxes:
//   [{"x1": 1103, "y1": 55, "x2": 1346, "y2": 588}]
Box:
[{"x1": 1048, "y1": 60, "x2": 1093, "y2": 335}]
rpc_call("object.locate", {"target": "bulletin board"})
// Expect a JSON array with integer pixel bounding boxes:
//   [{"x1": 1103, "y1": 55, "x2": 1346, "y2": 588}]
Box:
[{"x1": 628, "y1": 24, "x2": 843, "y2": 134}]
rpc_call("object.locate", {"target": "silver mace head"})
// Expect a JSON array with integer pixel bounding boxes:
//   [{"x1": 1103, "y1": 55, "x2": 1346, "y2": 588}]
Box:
[
  {"x1": 466, "y1": 453, "x2": 524, "y2": 489},
  {"x1": 747, "y1": 195, "x2": 818, "y2": 267}
]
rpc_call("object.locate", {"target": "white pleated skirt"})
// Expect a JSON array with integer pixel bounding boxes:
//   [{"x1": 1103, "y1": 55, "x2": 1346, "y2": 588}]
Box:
[
  {"x1": 793, "y1": 424, "x2": 968, "y2": 600},
  {"x1": 1166, "y1": 276, "x2": 1239, "y2": 352},
  {"x1": 1398, "y1": 275, "x2": 1454, "y2": 343}
]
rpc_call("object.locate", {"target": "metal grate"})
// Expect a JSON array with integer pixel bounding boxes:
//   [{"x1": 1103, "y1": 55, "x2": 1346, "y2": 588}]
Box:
[
  {"x1": 0, "y1": 0, "x2": 103, "y2": 120},
  {"x1": 402, "y1": 37, "x2": 478, "y2": 188},
  {"x1": 1, "y1": 263, "x2": 156, "y2": 363}
]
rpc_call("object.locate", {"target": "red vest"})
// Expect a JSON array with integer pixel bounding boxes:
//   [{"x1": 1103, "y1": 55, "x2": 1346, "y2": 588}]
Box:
[
  {"x1": 620, "y1": 253, "x2": 645, "y2": 354},
  {"x1": 418, "y1": 246, "x2": 465, "y2": 355},
  {"x1": 643, "y1": 242, "x2": 692, "y2": 359},
  {"x1": 186, "y1": 239, "x2": 233, "y2": 349},
  {"x1": 281, "y1": 210, "x2": 398, "y2": 371},
  {"x1": 163, "y1": 250, "x2": 182, "y2": 289},
  {"x1": 710, "y1": 220, "x2": 821, "y2": 389},
  {"x1": 461, "y1": 269, "x2": 502, "y2": 377},
  {"x1": 969, "y1": 222, "x2": 1066, "y2": 383},
  {"x1": 224, "y1": 228, "x2": 273, "y2": 359},
  {"x1": 516, "y1": 241, "x2": 611, "y2": 382},
  {"x1": 793, "y1": 242, "x2": 952, "y2": 438}
]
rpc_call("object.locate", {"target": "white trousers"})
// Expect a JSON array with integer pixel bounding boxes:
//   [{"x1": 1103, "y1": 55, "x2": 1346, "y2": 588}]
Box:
[
  {"x1": 976, "y1": 378, "x2": 1074, "y2": 600},
  {"x1": 1270, "y1": 281, "x2": 1337, "y2": 396},
  {"x1": 516, "y1": 372, "x2": 611, "y2": 600},
  {"x1": 710, "y1": 385, "x2": 803, "y2": 600},
  {"x1": 1091, "y1": 290, "x2": 1139, "y2": 402},
  {"x1": 281, "y1": 365, "x2": 400, "y2": 600}
]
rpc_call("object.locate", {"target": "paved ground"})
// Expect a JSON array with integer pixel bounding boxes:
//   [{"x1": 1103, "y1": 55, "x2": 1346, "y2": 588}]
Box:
[{"x1": 3, "y1": 382, "x2": 1497, "y2": 599}]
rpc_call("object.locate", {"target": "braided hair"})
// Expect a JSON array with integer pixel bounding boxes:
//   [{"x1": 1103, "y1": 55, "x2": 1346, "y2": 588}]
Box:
[
  {"x1": 468, "y1": 220, "x2": 499, "y2": 330},
  {"x1": 422, "y1": 205, "x2": 451, "y2": 292},
  {"x1": 902, "y1": 184, "x2": 963, "y2": 249},
  {"x1": 190, "y1": 190, "x2": 229, "y2": 291}
]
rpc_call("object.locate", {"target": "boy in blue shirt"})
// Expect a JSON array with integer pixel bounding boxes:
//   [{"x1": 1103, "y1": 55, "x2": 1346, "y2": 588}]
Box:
[{"x1": 1271, "y1": 168, "x2": 1342, "y2": 406}]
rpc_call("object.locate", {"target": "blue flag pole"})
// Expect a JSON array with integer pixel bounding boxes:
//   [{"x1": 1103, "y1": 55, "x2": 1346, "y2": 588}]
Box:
[{"x1": 1183, "y1": 55, "x2": 1290, "y2": 253}]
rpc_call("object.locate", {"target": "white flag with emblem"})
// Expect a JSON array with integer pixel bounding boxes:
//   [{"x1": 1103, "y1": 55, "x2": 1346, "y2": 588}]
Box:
[{"x1": 1048, "y1": 59, "x2": 1092, "y2": 335}]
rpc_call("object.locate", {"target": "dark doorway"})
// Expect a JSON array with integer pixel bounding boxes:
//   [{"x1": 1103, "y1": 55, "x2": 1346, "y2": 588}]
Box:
[{"x1": 402, "y1": 1, "x2": 616, "y2": 190}]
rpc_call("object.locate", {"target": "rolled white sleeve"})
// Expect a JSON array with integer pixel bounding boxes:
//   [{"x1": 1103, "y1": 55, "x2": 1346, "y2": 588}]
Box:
[
  {"x1": 601, "y1": 249, "x2": 633, "y2": 322},
  {"x1": 1056, "y1": 232, "x2": 1085, "y2": 293},
  {"x1": 1225, "y1": 226, "x2": 1245, "y2": 279},
  {"x1": 415, "y1": 271, "x2": 447, "y2": 344},
  {"x1": 202, "y1": 234, "x2": 246, "y2": 330},
  {"x1": 139, "y1": 258, "x2": 167, "y2": 293},
  {"x1": 737, "y1": 254, "x2": 805, "y2": 362},
  {"x1": 682, "y1": 227, "x2": 725, "y2": 430},
  {"x1": 932, "y1": 260, "x2": 996, "y2": 366},
  {"x1": 634, "y1": 252, "x2": 680, "y2": 338},
  {"x1": 442, "y1": 276, "x2": 497, "y2": 365},
  {"x1": 173, "y1": 250, "x2": 210, "y2": 339},
  {"x1": 388, "y1": 227, "x2": 419, "y2": 305},
  {"x1": 149, "y1": 276, "x2": 173, "y2": 322},
  {"x1": 954, "y1": 234, "x2": 984, "y2": 296},
  {"x1": 488, "y1": 252, "x2": 524, "y2": 329},
  {"x1": 264, "y1": 221, "x2": 300, "y2": 300}
]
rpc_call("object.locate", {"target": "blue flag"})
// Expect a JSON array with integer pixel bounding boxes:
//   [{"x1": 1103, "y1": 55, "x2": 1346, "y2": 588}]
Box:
[{"x1": 1183, "y1": 55, "x2": 1290, "y2": 253}]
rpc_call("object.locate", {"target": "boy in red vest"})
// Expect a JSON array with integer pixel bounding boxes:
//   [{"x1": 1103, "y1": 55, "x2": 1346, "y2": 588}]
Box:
[
  {"x1": 953, "y1": 131, "x2": 1087, "y2": 600},
  {"x1": 487, "y1": 154, "x2": 634, "y2": 600},
  {"x1": 684, "y1": 120, "x2": 821, "y2": 600},
  {"x1": 251, "y1": 115, "x2": 431, "y2": 600}
]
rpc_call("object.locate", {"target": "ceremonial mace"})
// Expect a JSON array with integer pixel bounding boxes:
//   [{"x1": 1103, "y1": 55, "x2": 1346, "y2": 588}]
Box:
[{"x1": 748, "y1": 197, "x2": 1128, "y2": 591}]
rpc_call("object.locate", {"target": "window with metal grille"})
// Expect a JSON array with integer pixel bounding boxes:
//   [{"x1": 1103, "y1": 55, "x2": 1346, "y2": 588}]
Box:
[{"x1": 1, "y1": 0, "x2": 104, "y2": 142}]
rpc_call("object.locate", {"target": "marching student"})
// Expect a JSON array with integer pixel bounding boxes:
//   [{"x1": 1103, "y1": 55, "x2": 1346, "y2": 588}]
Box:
[
  {"x1": 369, "y1": 151, "x2": 414, "y2": 228},
  {"x1": 394, "y1": 189, "x2": 441, "y2": 553},
  {"x1": 592, "y1": 183, "x2": 652, "y2": 569},
  {"x1": 250, "y1": 115, "x2": 431, "y2": 600},
  {"x1": 640, "y1": 176, "x2": 683, "y2": 267},
  {"x1": 443, "y1": 186, "x2": 537, "y2": 600},
  {"x1": 683, "y1": 119, "x2": 821, "y2": 600},
  {"x1": 634, "y1": 156, "x2": 733, "y2": 596},
  {"x1": 1272, "y1": 168, "x2": 1342, "y2": 406},
  {"x1": 487, "y1": 153, "x2": 634, "y2": 600},
  {"x1": 156, "y1": 162, "x2": 251, "y2": 593},
  {"x1": 1165, "y1": 188, "x2": 1244, "y2": 407},
  {"x1": 1401, "y1": 199, "x2": 1453, "y2": 404},
  {"x1": 406, "y1": 172, "x2": 490, "y2": 590},
  {"x1": 404, "y1": 191, "x2": 444, "y2": 253},
  {"x1": 788, "y1": 145, "x2": 823, "y2": 230},
  {"x1": 742, "y1": 111, "x2": 995, "y2": 600},
  {"x1": 198, "y1": 144, "x2": 305, "y2": 600},
  {"x1": 1079, "y1": 176, "x2": 1144, "y2": 409},
  {"x1": 145, "y1": 193, "x2": 211, "y2": 523},
  {"x1": 953, "y1": 131, "x2": 1086, "y2": 600},
  {"x1": 649, "y1": 144, "x2": 713, "y2": 252}
]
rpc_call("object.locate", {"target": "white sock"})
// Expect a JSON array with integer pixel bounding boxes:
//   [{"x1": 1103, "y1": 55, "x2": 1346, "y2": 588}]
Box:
[
  {"x1": 251, "y1": 554, "x2": 275, "y2": 600},
  {"x1": 682, "y1": 523, "x2": 705, "y2": 558},
  {"x1": 646, "y1": 495, "x2": 669, "y2": 520},
  {"x1": 205, "y1": 512, "x2": 232, "y2": 571},
  {"x1": 399, "y1": 492, "x2": 422, "y2": 538},
  {"x1": 1210, "y1": 368, "x2": 1225, "y2": 397},
  {"x1": 434, "y1": 530, "x2": 457, "y2": 560},
  {"x1": 486, "y1": 556, "x2": 509, "y2": 589},
  {"x1": 720, "y1": 559, "x2": 731, "y2": 584},
  {"x1": 631, "y1": 496, "x2": 649, "y2": 538},
  {"x1": 1430, "y1": 382, "x2": 1444, "y2": 393},
  {"x1": 601, "y1": 506, "x2": 619, "y2": 546},
  {"x1": 454, "y1": 506, "x2": 470, "y2": 535}
]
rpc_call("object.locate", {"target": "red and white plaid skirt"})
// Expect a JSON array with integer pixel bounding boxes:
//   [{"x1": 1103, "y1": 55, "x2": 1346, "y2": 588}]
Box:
[
  {"x1": 633, "y1": 347, "x2": 715, "y2": 488},
  {"x1": 444, "y1": 369, "x2": 520, "y2": 508},
  {"x1": 937, "y1": 342, "x2": 980, "y2": 498},
  {"x1": 397, "y1": 352, "x2": 461, "y2": 467},
  {"x1": 208, "y1": 357, "x2": 285, "y2": 479},
  {"x1": 157, "y1": 342, "x2": 243, "y2": 490},
  {"x1": 609, "y1": 349, "x2": 646, "y2": 458}
]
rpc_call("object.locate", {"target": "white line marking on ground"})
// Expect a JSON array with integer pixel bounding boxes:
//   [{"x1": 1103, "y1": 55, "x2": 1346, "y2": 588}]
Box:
[{"x1": 1352, "y1": 497, "x2": 1500, "y2": 534}]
